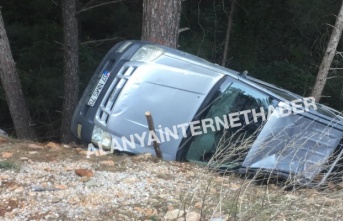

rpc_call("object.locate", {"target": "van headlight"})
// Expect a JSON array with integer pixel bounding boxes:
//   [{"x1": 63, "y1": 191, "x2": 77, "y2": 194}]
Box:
[
  {"x1": 130, "y1": 45, "x2": 164, "y2": 62},
  {"x1": 91, "y1": 126, "x2": 112, "y2": 150}
]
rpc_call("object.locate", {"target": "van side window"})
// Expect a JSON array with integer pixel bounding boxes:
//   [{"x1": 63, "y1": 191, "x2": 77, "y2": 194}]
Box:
[{"x1": 185, "y1": 81, "x2": 274, "y2": 168}]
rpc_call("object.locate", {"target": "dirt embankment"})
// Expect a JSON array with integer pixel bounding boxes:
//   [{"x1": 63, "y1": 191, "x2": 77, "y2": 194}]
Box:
[{"x1": 1, "y1": 137, "x2": 343, "y2": 221}]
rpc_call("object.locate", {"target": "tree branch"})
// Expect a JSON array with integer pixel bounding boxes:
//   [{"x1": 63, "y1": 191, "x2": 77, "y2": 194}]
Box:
[
  {"x1": 80, "y1": 37, "x2": 123, "y2": 45},
  {"x1": 178, "y1": 27, "x2": 190, "y2": 33},
  {"x1": 77, "y1": 0, "x2": 126, "y2": 14},
  {"x1": 51, "y1": 0, "x2": 58, "y2": 6}
]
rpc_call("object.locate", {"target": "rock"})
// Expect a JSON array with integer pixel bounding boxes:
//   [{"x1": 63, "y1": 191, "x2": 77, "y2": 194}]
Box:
[
  {"x1": 146, "y1": 178, "x2": 153, "y2": 183},
  {"x1": 194, "y1": 201, "x2": 202, "y2": 209},
  {"x1": 54, "y1": 184, "x2": 68, "y2": 190},
  {"x1": 134, "y1": 207, "x2": 157, "y2": 217},
  {"x1": 50, "y1": 197, "x2": 61, "y2": 203},
  {"x1": 1, "y1": 152, "x2": 13, "y2": 158},
  {"x1": 28, "y1": 191, "x2": 36, "y2": 196},
  {"x1": 149, "y1": 198, "x2": 159, "y2": 204},
  {"x1": 336, "y1": 182, "x2": 343, "y2": 190},
  {"x1": 28, "y1": 144, "x2": 44, "y2": 149},
  {"x1": 134, "y1": 153, "x2": 153, "y2": 160},
  {"x1": 31, "y1": 185, "x2": 50, "y2": 191},
  {"x1": 79, "y1": 150, "x2": 89, "y2": 155},
  {"x1": 97, "y1": 149, "x2": 109, "y2": 156},
  {"x1": 14, "y1": 186, "x2": 24, "y2": 193},
  {"x1": 115, "y1": 191, "x2": 124, "y2": 198},
  {"x1": 85, "y1": 180, "x2": 97, "y2": 187},
  {"x1": 164, "y1": 209, "x2": 185, "y2": 220},
  {"x1": 8, "y1": 185, "x2": 19, "y2": 191},
  {"x1": 159, "y1": 194, "x2": 168, "y2": 199},
  {"x1": 327, "y1": 182, "x2": 336, "y2": 190},
  {"x1": 144, "y1": 208, "x2": 157, "y2": 217},
  {"x1": 229, "y1": 183, "x2": 241, "y2": 191},
  {"x1": 0, "y1": 174, "x2": 10, "y2": 180},
  {"x1": 20, "y1": 157, "x2": 29, "y2": 161},
  {"x1": 122, "y1": 177, "x2": 137, "y2": 184},
  {"x1": 186, "y1": 212, "x2": 201, "y2": 221},
  {"x1": 75, "y1": 169, "x2": 94, "y2": 177},
  {"x1": 29, "y1": 151, "x2": 38, "y2": 155},
  {"x1": 167, "y1": 205, "x2": 174, "y2": 211},
  {"x1": 267, "y1": 183, "x2": 277, "y2": 190},
  {"x1": 31, "y1": 185, "x2": 62, "y2": 192},
  {"x1": 0, "y1": 136, "x2": 7, "y2": 143},
  {"x1": 0, "y1": 129, "x2": 8, "y2": 138},
  {"x1": 210, "y1": 187, "x2": 217, "y2": 193},
  {"x1": 100, "y1": 160, "x2": 115, "y2": 166},
  {"x1": 134, "y1": 207, "x2": 144, "y2": 213},
  {"x1": 157, "y1": 173, "x2": 173, "y2": 180},
  {"x1": 214, "y1": 177, "x2": 225, "y2": 183},
  {"x1": 53, "y1": 175, "x2": 62, "y2": 181},
  {"x1": 44, "y1": 167, "x2": 53, "y2": 172},
  {"x1": 80, "y1": 177, "x2": 91, "y2": 182},
  {"x1": 210, "y1": 214, "x2": 230, "y2": 221}
]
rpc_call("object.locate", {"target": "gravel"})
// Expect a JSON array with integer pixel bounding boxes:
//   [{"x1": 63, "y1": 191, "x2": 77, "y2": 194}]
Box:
[
  {"x1": 0, "y1": 153, "x2": 208, "y2": 220},
  {"x1": 2, "y1": 140, "x2": 343, "y2": 220}
]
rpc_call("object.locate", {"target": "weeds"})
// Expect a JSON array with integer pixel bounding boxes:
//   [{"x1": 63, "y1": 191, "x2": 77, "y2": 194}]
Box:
[
  {"x1": 176, "y1": 114, "x2": 343, "y2": 220},
  {"x1": 0, "y1": 160, "x2": 19, "y2": 170}
]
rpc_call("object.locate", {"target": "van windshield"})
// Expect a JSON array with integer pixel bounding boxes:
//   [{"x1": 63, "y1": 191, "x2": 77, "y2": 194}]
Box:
[{"x1": 254, "y1": 82, "x2": 343, "y2": 119}]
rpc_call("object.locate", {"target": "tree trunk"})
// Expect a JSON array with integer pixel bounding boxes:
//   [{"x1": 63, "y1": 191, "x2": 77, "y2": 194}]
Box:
[
  {"x1": 142, "y1": 0, "x2": 182, "y2": 48},
  {"x1": 311, "y1": 1, "x2": 343, "y2": 102},
  {"x1": 61, "y1": 0, "x2": 79, "y2": 143},
  {"x1": 0, "y1": 9, "x2": 35, "y2": 140},
  {"x1": 221, "y1": 0, "x2": 236, "y2": 67}
]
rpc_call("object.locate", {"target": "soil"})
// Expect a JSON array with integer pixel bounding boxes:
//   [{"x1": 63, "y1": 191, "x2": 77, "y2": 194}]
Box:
[{"x1": 1, "y1": 137, "x2": 343, "y2": 221}]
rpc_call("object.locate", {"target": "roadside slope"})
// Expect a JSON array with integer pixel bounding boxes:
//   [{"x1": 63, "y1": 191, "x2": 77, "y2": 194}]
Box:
[{"x1": 1, "y1": 137, "x2": 343, "y2": 220}]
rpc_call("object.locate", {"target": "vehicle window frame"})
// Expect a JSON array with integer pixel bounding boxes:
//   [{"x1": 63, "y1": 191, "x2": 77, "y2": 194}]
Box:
[{"x1": 177, "y1": 76, "x2": 278, "y2": 163}]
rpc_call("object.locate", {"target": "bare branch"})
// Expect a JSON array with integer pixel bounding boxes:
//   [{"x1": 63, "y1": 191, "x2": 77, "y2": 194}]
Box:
[
  {"x1": 178, "y1": 27, "x2": 190, "y2": 33},
  {"x1": 325, "y1": 23, "x2": 336, "y2": 29},
  {"x1": 80, "y1": 37, "x2": 123, "y2": 45},
  {"x1": 77, "y1": 0, "x2": 126, "y2": 14},
  {"x1": 82, "y1": 0, "x2": 97, "y2": 10},
  {"x1": 51, "y1": 0, "x2": 58, "y2": 6},
  {"x1": 335, "y1": 51, "x2": 343, "y2": 58},
  {"x1": 54, "y1": 40, "x2": 63, "y2": 46}
]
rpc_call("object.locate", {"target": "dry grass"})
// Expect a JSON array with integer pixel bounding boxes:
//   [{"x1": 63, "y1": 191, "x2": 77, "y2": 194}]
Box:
[
  {"x1": 174, "y1": 164, "x2": 343, "y2": 220},
  {"x1": 175, "y1": 118, "x2": 343, "y2": 220}
]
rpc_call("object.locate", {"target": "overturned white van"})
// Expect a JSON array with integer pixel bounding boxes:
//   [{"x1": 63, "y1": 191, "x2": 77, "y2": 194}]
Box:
[{"x1": 72, "y1": 40, "x2": 343, "y2": 185}]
